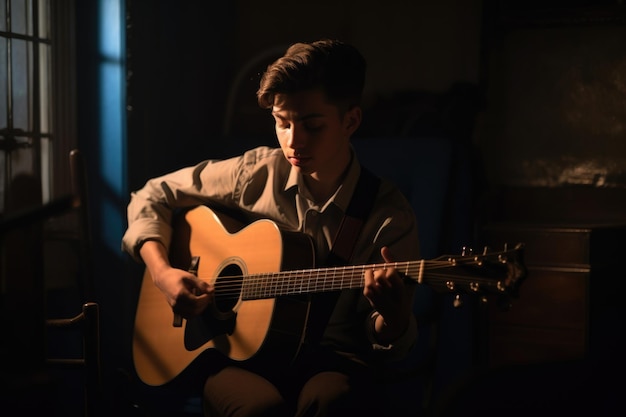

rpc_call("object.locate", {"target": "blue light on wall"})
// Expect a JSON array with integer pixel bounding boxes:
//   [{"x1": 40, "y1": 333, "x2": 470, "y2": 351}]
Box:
[{"x1": 97, "y1": 0, "x2": 126, "y2": 255}]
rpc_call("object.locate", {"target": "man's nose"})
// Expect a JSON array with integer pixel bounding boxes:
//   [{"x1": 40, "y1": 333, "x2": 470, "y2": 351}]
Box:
[{"x1": 287, "y1": 125, "x2": 306, "y2": 149}]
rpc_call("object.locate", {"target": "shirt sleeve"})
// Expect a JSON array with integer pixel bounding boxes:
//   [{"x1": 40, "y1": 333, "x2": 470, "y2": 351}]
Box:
[
  {"x1": 121, "y1": 146, "x2": 285, "y2": 263},
  {"x1": 121, "y1": 157, "x2": 241, "y2": 262},
  {"x1": 367, "y1": 311, "x2": 417, "y2": 360}
]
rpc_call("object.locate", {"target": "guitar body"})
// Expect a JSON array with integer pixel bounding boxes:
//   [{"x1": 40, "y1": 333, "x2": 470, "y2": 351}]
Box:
[{"x1": 133, "y1": 206, "x2": 316, "y2": 386}]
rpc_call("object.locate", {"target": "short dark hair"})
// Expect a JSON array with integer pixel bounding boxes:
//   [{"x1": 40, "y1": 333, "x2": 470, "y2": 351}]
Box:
[{"x1": 257, "y1": 39, "x2": 366, "y2": 110}]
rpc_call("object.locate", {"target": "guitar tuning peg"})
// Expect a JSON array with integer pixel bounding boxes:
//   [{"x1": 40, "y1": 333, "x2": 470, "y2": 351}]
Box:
[
  {"x1": 482, "y1": 246, "x2": 490, "y2": 255},
  {"x1": 461, "y1": 246, "x2": 473, "y2": 256},
  {"x1": 453, "y1": 294, "x2": 463, "y2": 308}
]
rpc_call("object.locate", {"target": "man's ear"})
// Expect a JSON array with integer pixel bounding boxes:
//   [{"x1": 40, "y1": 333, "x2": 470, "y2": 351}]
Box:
[{"x1": 343, "y1": 106, "x2": 362, "y2": 136}]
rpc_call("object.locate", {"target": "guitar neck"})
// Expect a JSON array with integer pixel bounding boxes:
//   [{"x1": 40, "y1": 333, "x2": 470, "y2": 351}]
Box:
[{"x1": 241, "y1": 260, "x2": 425, "y2": 300}]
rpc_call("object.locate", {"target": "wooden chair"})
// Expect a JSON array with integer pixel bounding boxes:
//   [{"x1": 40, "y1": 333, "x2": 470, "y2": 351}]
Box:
[
  {"x1": 46, "y1": 302, "x2": 101, "y2": 416},
  {"x1": 42, "y1": 149, "x2": 102, "y2": 417}
]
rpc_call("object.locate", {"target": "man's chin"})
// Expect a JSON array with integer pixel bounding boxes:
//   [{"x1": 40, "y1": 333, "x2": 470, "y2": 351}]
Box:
[{"x1": 290, "y1": 160, "x2": 314, "y2": 175}]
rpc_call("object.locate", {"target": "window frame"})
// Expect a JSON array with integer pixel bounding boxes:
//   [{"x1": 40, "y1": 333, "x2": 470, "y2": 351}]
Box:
[{"x1": 0, "y1": 0, "x2": 76, "y2": 214}]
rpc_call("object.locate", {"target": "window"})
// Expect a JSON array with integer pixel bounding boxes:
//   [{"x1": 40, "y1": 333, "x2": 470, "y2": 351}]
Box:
[{"x1": 0, "y1": 0, "x2": 74, "y2": 215}]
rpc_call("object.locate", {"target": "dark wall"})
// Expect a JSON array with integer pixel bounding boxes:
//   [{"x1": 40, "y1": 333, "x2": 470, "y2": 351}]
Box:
[
  {"x1": 477, "y1": 1, "x2": 626, "y2": 226},
  {"x1": 126, "y1": 0, "x2": 237, "y2": 189}
]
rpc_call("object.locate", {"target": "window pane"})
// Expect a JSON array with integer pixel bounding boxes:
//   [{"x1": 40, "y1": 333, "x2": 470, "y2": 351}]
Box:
[
  {"x1": 39, "y1": 42, "x2": 50, "y2": 133},
  {"x1": 11, "y1": 39, "x2": 32, "y2": 131},
  {"x1": 0, "y1": 0, "x2": 6, "y2": 32},
  {"x1": 11, "y1": 0, "x2": 33, "y2": 36},
  {"x1": 38, "y1": 0, "x2": 49, "y2": 39},
  {"x1": 7, "y1": 141, "x2": 38, "y2": 210},
  {"x1": 0, "y1": 38, "x2": 7, "y2": 128},
  {"x1": 41, "y1": 136, "x2": 50, "y2": 202},
  {"x1": 9, "y1": 137, "x2": 34, "y2": 177}
]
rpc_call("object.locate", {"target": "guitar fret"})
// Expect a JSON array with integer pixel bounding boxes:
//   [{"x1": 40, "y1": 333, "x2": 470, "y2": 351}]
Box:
[
  {"x1": 279, "y1": 271, "x2": 287, "y2": 296},
  {"x1": 264, "y1": 272, "x2": 272, "y2": 298},
  {"x1": 269, "y1": 272, "x2": 275, "y2": 296},
  {"x1": 308, "y1": 269, "x2": 314, "y2": 293},
  {"x1": 255, "y1": 274, "x2": 263, "y2": 299},
  {"x1": 296, "y1": 269, "x2": 302, "y2": 294},
  {"x1": 296, "y1": 270, "x2": 303, "y2": 294},
  {"x1": 259, "y1": 273, "x2": 267, "y2": 299},
  {"x1": 288, "y1": 270, "x2": 295, "y2": 295},
  {"x1": 314, "y1": 270, "x2": 319, "y2": 292},
  {"x1": 242, "y1": 274, "x2": 253, "y2": 300}
]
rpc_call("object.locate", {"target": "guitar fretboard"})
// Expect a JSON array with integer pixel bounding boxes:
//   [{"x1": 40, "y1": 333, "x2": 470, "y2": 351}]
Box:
[{"x1": 241, "y1": 260, "x2": 425, "y2": 300}]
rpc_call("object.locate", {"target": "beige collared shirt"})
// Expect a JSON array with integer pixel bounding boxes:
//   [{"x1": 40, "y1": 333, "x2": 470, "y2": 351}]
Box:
[{"x1": 122, "y1": 146, "x2": 420, "y2": 361}]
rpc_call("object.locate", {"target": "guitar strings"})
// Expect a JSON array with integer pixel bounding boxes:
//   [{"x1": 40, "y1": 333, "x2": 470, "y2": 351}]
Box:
[{"x1": 191, "y1": 258, "x2": 512, "y2": 301}]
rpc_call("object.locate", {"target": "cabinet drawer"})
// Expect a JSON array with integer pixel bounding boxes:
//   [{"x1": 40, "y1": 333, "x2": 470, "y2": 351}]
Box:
[{"x1": 490, "y1": 266, "x2": 588, "y2": 330}]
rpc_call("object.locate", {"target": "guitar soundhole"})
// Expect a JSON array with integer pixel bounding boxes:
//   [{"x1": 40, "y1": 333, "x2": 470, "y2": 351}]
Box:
[{"x1": 214, "y1": 263, "x2": 243, "y2": 314}]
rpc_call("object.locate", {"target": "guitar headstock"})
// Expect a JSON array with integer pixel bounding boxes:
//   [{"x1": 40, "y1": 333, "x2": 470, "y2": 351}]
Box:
[{"x1": 426, "y1": 243, "x2": 527, "y2": 309}]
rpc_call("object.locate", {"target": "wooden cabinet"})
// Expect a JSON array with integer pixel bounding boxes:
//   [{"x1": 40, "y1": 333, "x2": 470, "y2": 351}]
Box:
[{"x1": 481, "y1": 224, "x2": 626, "y2": 368}]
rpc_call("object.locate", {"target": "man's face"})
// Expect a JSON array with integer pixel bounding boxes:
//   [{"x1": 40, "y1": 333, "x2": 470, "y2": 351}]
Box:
[{"x1": 272, "y1": 89, "x2": 360, "y2": 182}]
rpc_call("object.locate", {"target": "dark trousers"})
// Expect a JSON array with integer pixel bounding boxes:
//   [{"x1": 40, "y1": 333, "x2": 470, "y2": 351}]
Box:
[{"x1": 202, "y1": 348, "x2": 383, "y2": 417}]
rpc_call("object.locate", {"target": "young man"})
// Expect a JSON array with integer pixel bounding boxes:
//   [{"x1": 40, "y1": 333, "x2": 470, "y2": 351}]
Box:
[{"x1": 122, "y1": 39, "x2": 420, "y2": 417}]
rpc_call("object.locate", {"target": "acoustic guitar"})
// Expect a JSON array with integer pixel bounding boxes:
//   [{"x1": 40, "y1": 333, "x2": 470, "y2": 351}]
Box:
[{"x1": 133, "y1": 205, "x2": 526, "y2": 386}]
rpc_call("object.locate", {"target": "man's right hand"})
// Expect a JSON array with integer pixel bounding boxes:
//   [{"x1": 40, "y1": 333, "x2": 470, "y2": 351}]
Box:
[{"x1": 140, "y1": 240, "x2": 213, "y2": 318}]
